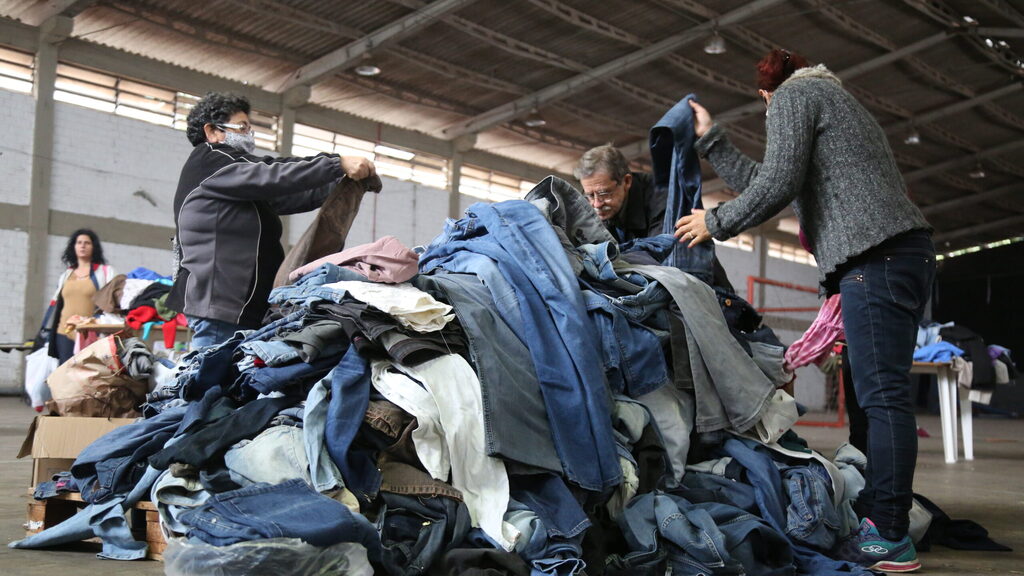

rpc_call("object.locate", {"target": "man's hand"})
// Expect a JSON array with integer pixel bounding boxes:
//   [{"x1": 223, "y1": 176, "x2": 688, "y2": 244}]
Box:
[
  {"x1": 674, "y1": 209, "x2": 712, "y2": 248},
  {"x1": 341, "y1": 156, "x2": 376, "y2": 180},
  {"x1": 688, "y1": 100, "x2": 713, "y2": 139}
]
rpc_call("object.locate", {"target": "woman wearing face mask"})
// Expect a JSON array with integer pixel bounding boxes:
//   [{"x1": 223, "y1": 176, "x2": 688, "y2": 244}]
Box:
[
  {"x1": 46, "y1": 229, "x2": 117, "y2": 364},
  {"x1": 674, "y1": 49, "x2": 934, "y2": 573},
  {"x1": 168, "y1": 92, "x2": 377, "y2": 349}
]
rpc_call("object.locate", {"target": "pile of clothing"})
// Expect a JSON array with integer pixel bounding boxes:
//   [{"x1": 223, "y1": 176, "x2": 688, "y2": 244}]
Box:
[
  {"x1": 916, "y1": 322, "x2": 1017, "y2": 405},
  {"x1": 93, "y1": 267, "x2": 185, "y2": 350},
  {"x1": 13, "y1": 177, "x2": 879, "y2": 575}
]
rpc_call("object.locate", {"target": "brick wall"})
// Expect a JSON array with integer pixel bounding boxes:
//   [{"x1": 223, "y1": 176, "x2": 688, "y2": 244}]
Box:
[{"x1": 0, "y1": 89, "x2": 34, "y2": 205}]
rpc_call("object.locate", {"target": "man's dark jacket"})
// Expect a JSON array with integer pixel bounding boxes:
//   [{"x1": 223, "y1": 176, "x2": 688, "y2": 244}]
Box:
[
  {"x1": 606, "y1": 171, "x2": 734, "y2": 291},
  {"x1": 167, "y1": 143, "x2": 343, "y2": 327}
]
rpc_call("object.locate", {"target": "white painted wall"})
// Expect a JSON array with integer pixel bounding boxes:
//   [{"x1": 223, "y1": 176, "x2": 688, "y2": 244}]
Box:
[
  {"x1": 0, "y1": 229, "x2": 29, "y2": 392},
  {"x1": 49, "y1": 103, "x2": 191, "y2": 227},
  {"x1": 0, "y1": 89, "x2": 34, "y2": 205}
]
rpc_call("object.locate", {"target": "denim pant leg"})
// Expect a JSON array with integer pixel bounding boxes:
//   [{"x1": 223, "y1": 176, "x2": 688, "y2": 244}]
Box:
[{"x1": 839, "y1": 235, "x2": 934, "y2": 540}]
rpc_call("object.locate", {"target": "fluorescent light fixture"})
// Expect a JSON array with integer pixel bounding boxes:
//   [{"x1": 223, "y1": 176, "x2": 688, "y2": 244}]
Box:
[
  {"x1": 904, "y1": 129, "x2": 921, "y2": 145},
  {"x1": 968, "y1": 163, "x2": 986, "y2": 179},
  {"x1": 373, "y1": 144, "x2": 415, "y2": 161},
  {"x1": 355, "y1": 63, "x2": 381, "y2": 76}
]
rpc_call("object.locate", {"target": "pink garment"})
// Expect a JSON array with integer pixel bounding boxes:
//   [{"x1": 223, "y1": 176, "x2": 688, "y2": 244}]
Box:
[
  {"x1": 289, "y1": 235, "x2": 419, "y2": 284},
  {"x1": 784, "y1": 294, "x2": 844, "y2": 372},
  {"x1": 74, "y1": 329, "x2": 103, "y2": 354}
]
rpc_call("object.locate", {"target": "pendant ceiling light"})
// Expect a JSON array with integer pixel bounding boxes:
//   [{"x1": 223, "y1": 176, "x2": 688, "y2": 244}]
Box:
[
  {"x1": 704, "y1": 31, "x2": 727, "y2": 55},
  {"x1": 523, "y1": 109, "x2": 546, "y2": 128}
]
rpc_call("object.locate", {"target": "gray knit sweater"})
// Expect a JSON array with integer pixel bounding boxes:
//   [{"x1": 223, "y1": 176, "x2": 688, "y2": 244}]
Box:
[{"x1": 695, "y1": 64, "x2": 931, "y2": 289}]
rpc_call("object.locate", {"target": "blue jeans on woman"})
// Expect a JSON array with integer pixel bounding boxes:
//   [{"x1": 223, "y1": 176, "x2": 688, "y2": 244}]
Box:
[
  {"x1": 837, "y1": 230, "x2": 935, "y2": 541},
  {"x1": 188, "y1": 316, "x2": 243, "y2": 350}
]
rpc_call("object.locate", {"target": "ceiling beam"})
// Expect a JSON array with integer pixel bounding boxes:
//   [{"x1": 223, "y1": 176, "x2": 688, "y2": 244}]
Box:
[
  {"x1": 16, "y1": 0, "x2": 95, "y2": 26},
  {"x1": 439, "y1": 0, "x2": 786, "y2": 139},
  {"x1": 933, "y1": 213, "x2": 1024, "y2": 243},
  {"x1": 277, "y1": 0, "x2": 477, "y2": 92},
  {"x1": 976, "y1": 0, "x2": 1024, "y2": 27},
  {"x1": 886, "y1": 82, "x2": 1024, "y2": 135},
  {"x1": 903, "y1": 139, "x2": 1024, "y2": 183},
  {"x1": 525, "y1": 0, "x2": 753, "y2": 97},
  {"x1": 976, "y1": 27, "x2": 1024, "y2": 38},
  {"x1": 716, "y1": 31, "x2": 951, "y2": 123},
  {"x1": 816, "y1": 0, "x2": 1024, "y2": 133},
  {"x1": 921, "y1": 182, "x2": 1023, "y2": 216},
  {"x1": 901, "y1": 0, "x2": 1024, "y2": 81}
]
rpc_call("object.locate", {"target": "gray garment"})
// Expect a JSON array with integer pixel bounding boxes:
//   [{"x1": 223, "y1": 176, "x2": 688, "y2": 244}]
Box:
[
  {"x1": 304, "y1": 374, "x2": 347, "y2": 492},
  {"x1": 833, "y1": 442, "x2": 868, "y2": 540},
  {"x1": 635, "y1": 384, "x2": 695, "y2": 482},
  {"x1": 151, "y1": 469, "x2": 211, "y2": 535},
  {"x1": 620, "y1": 263, "x2": 775, "y2": 434},
  {"x1": 224, "y1": 425, "x2": 312, "y2": 487},
  {"x1": 685, "y1": 457, "x2": 734, "y2": 476},
  {"x1": 695, "y1": 65, "x2": 931, "y2": 291},
  {"x1": 413, "y1": 274, "x2": 561, "y2": 474},
  {"x1": 749, "y1": 341, "x2": 789, "y2": 387}
]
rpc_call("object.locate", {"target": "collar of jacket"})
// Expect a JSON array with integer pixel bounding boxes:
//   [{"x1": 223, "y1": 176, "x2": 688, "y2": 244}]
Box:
[
  {"x1": 780, "y1": 64, "x2": 841, "y2": 89},
  {"x1": 612, "y1": 171, "x2": 654, "y2": 234}
]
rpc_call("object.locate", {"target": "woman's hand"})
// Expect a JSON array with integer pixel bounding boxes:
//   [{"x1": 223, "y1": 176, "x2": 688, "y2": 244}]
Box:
[
  {"x1": 341, "y1": 156, "x2": 376, "y2": 180},
  {"x1": 674, "y1": 209, "x2": 712, "y2": 247},
  {"x1": 689, "y1": 100, "x2": 713, "y2": 138}
]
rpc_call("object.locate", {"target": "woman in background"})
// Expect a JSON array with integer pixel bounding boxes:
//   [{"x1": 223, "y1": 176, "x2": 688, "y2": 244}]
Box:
[{"x1": 46, "y1": 229, "x2": 117, "y2": 364}]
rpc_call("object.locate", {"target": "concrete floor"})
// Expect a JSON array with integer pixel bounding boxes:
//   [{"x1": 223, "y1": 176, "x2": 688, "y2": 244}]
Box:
[{"x1": 0, "y1": 397, "x2": 1021, "y2": 575}]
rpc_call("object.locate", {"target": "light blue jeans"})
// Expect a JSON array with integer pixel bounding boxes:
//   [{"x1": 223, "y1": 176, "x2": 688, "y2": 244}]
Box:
[{"x1": 188, "y1": 316, "x2": 244, "y2": 350}]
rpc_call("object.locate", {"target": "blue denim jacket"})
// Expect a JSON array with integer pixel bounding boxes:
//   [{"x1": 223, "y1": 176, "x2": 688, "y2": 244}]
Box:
[
  {"x1": 420, "y1": 199, "x2": 621, "y2": 491},
  {"x1": 612, "y1": 490, "x2": 794, "y2": 576},
  {"x1": 650, "y1": 94, "x2": 716, "y2": 284}
]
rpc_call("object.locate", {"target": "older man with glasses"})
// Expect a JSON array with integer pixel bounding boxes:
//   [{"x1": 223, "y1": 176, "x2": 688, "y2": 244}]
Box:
[
  {"x1": 167, "y1": 91, "x2": 377, "y2": 349},
  {"x1": 574, "y1": 144, "x2": 734, "y2": 290}
]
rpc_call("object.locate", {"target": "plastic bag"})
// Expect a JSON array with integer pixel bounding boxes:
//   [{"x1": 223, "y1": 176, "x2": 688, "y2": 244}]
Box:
[
  {"x1": 24, "y1": 348, "x2": 57, "y2": 411},
  {"x1": 162, "y1": 537, "x2": 372, "y2": 576}
]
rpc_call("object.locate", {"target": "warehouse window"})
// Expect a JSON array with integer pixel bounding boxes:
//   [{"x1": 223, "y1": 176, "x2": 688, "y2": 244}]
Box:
[
  {"x1": 716, "y1": 233, "x2": 755, "y2": 252},
  {"x1": 292, "y1": 123, "x2": 449, "y2": 189},
  {"x1": 768, "y1": 240, "x2": 817, "y2": 266},
  {"x1": 460, "y1": 165, "x2": 535, "y2": 202},
  {"x1": 0, "y1": 45, "x2": 33, "y2": 93},
  {"x1": 52, "y1": 62, "x2": 278, "y2": 146}
]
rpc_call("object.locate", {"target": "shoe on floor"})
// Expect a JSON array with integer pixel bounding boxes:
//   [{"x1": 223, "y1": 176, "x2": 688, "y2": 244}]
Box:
[{"x1": 837, "y1": 518, "x2": 921, "y2": 573}]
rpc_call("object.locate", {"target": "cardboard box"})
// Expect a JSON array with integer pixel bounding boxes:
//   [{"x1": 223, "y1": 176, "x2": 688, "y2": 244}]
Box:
[{"x1": 18, "y1": 416, "x2": 137, "y2": 485}]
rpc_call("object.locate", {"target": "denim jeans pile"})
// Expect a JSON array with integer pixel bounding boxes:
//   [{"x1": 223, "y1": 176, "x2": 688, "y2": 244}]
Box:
[{"x1": 12, "y1": 178, "x2": 869, "y2": 576}]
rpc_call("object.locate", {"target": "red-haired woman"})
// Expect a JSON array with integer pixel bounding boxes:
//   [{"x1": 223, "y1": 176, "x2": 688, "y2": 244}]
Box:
[{"x1": 675, "y1": 49, "x2": 933, "y2": 573}]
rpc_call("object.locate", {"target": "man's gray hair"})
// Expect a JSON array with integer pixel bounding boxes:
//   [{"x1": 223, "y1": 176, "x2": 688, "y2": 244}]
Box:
[{"x1": 574, "y1": 144, "x2": 630, "y2": 182}]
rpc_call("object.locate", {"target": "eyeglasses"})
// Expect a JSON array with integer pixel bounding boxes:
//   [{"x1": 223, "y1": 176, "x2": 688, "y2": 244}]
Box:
[
  {"x1": 583, "y1": 189, "x2": 615, "y2": 203},
  {"x1": 217, "y1": 122, "x2": 254, "y2": 135}
]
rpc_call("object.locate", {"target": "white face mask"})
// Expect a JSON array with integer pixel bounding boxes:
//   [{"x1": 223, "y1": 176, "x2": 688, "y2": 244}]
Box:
[{"x1": 224, "y1": 131, "x2": 256, "y2": 154}]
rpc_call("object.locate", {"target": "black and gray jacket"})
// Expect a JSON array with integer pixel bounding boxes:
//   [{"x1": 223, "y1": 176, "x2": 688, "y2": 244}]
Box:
[{"x1": 167, "y1": 142, "x2": 344, "y2": 327}]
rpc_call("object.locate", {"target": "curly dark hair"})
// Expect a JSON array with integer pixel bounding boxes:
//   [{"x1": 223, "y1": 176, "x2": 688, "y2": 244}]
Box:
[
  {"x1": 185, "y1": 92, "x2": 251, "y2": 146},
  {"x1": 61, "y1": 228, "x2": 106, "y2": 268}
]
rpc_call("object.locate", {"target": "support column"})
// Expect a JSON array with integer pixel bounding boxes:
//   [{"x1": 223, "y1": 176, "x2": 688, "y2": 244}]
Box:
[
  {"x1": 753, "y1": 225, "x2": 770, "y2": 308},
  {"x1": 277, "y1": 86, "x2": 310, "y2": 251},
  {"x1": 22, "y1": 16, "x2": 72, "y2": 341},
  {"x1": 449, "y1": 134, "x2": 476, "y2": 219}
]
